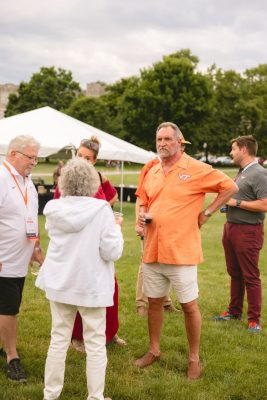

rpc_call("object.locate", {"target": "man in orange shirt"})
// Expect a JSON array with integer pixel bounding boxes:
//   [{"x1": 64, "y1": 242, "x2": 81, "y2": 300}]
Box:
[
  {"x1": 134, "y1": 122, "x2": 238, "y2": 379},
  {"x1": 135, "y1": 158, "x2": 174, "y2": 316},
  {"x1": 135, "y1": 136, "x2": 190, "y2": 316}
]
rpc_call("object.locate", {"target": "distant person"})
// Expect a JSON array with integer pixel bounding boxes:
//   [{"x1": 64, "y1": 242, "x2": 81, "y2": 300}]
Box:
[
  {"x1": 0, "y1": 135, "x2": 43, "y2": 382},
  {"x1": 52, "y1": 160, "x2": 64, "y2": 187},
  {"x1": 36, "y1": 158, "x2": 123, "y2": 400},
  {"x1": 214, "y1": 135, "x2": 267, "y2": 333},
  {"x1": 134, "y1": 122, "x2": 237, "y2": 379}
]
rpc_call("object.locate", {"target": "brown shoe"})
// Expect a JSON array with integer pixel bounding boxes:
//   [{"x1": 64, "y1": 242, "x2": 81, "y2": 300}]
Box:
[
  {"x1": 164, "y1": 304, "x2": 180, "y2": 313},
  {"x1": 187, "y1": 360, "x2": 202, "y2": 380},
  {"x1": 134, "y1": 351, "x2": 160, "y2": 368},
  {"x1": 137, "y1": 306, "x2": 148, "y2": 317}
]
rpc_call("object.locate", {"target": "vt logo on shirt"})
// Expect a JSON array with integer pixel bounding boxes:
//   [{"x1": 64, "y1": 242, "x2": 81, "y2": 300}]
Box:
[{"x1": 178, "y1": 174, "x2": 191, "y2": 181}]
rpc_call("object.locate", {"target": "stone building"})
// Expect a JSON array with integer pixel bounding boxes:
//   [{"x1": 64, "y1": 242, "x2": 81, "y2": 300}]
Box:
[
  {"x1": 85, "y1": 82, "x2": 106, "y2": 97},
  {"x1": 0, "y1": 81, "x2": 105, "y2": 119},
  {"x1": 0, "y1": 83, "x2": 19, "y2": 119}
]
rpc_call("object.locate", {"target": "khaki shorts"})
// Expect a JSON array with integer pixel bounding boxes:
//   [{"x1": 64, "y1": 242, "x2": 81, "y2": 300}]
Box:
[{"x1": 142, "y1": 263, "x2": 198, "y2": 304}]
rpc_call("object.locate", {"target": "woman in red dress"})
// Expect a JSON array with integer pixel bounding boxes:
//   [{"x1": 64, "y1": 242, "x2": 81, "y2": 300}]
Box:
[{"x1": 54, "y1": 136, "x2": 126, "y2": 350}]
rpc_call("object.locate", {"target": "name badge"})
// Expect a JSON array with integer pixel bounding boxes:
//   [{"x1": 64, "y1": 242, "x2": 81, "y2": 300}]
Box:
[{"x1": 25, "y1": 213, "x2": 38, "y2": 240}]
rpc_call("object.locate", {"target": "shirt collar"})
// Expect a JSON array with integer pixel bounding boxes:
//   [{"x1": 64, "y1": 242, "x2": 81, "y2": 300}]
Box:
[
  {"x1": 4, "y1": 160, "x2": 20, "y2": 175},
  {"x1": 242, "y1": 159, "x2": 258, "y2": 173},
  {"x1": 4, "y1": 159, "x2": 30, "y2": 180},
  {"x1": 154, "y1": 152, "x2": 190, "y2": 174}
]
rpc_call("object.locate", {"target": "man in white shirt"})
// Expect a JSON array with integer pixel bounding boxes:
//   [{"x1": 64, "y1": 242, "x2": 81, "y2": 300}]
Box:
[{"x1": 0, "y1": 135, "x2": 41, "y2": 382}]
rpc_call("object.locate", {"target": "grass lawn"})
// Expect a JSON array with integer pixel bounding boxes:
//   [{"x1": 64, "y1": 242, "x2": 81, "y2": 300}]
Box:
[
  {"x1": 33, "y1": 161, "x2": 143, "y2": 186},
  {"x1": 33, "y1": 162, "x2": 239, "y2": 187},
  {"x1": 0, "y1": 197, "x2": 267, "y2": 400}
]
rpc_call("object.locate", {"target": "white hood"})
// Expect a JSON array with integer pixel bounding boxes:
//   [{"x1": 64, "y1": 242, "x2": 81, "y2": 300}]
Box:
[
  {"x1": 36, "y1": 195, "x2": 124, "y2": 308},
  {"x1": 44, "y1": 196, "x2": 107, "y2": 233}
]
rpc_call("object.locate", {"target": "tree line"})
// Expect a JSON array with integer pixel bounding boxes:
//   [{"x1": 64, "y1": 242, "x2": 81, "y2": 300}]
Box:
[{"x1": 5, "y1": 49, "x2": 267, "y2": 156}]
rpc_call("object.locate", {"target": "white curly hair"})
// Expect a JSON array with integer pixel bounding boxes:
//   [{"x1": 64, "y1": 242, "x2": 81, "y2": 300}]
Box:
[{"x1": 59, "y1": 158, "x2": 100, "y2": 197}]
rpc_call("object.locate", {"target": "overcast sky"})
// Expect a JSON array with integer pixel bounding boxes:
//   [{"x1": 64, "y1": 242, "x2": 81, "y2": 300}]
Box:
[{"x1": 1, "y1": 0, "x2": 266, "y2": 88}]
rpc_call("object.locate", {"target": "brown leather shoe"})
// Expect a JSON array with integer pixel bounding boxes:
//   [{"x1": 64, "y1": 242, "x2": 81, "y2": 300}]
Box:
[
  {"x1": 164, "y1": 304, "x2": 181, "y2": 313},
  {"x1": 187, "y1": 360, "x2": 202, "y2": 380},
  {"x1": 137, "y1": 306, "x2": 148, "y2": 317},
  {"x1": 134, "y1": 351, "x2": 160, "y2": 368}
]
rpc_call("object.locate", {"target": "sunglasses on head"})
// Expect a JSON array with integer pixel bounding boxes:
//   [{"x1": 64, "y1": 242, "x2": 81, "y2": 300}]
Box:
[{"x1": 80, "y1": 139, "x2": 99, "y2": 151}]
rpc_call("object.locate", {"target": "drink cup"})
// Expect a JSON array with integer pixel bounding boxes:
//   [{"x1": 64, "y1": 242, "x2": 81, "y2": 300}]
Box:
[
  {"x1": 113, "y1": 211, "x2": 123, "y2": 223},
  {"x1": 30, "y1": 261, "x2": 41, "y2": 276},
  {"x1": 144, "y1": 212, "x2": 153, "y2": 224}
]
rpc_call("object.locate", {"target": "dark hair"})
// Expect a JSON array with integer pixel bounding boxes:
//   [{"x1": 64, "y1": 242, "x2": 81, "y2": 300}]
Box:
[
  {"x1": 231, "y1": 135, "x2": 258, "y2": 156},
  {"x1": 53, "y1": 160, "x2": 65, "y2": 185},
  {"x1": 79, "y1": 136, "x2": 100, "y2": 160}
]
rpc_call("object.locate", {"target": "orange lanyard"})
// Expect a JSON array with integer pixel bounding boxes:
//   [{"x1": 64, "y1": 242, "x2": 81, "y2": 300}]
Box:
[{"x1": 3, "y1": 162, "x2": 28, "y2": 206}]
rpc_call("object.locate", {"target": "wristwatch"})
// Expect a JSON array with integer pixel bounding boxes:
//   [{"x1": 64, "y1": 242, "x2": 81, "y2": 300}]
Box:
[
  {"x1": 236, "y1": 199, "x2": 242, "y2": 207},
  {"x1": 203, "y1": 209, "x2": 212, "y2": 217}
]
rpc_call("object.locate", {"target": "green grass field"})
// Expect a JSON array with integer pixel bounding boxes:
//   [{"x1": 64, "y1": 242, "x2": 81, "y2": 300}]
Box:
[
  {"x1": 33, "y1": 162, "x2": 142, "y2": 186},
  {"x1": 33, "y1": 162, "x2": 238, "y2": 186},
  {"x1": 1, "y1": 167, "x2": 266, "y2": 400}
]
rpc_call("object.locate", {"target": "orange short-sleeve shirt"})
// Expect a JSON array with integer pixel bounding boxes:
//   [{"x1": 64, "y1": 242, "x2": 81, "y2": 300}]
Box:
[
  {"x1": 139, "y1": 153, "x2": 235, "y2": 265},
  {"x1": 135, "y1": 158, "x2": 160, "y2": 198}
]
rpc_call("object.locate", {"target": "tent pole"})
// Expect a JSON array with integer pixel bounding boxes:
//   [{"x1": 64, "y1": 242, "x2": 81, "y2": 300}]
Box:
[
  {"x1": 119, "y1": 161, "x2": 124, "y2": 213},
  {"x1": 71, "y1": 146, "x2": 76, "y2": 159}
]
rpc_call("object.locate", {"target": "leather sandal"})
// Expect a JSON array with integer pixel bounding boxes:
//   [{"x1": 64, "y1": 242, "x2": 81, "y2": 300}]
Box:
[
  {"x1": 134, "y1": 351, "x2": 160, "y2": 368},
  {"x1": 112, "y1": 334, "x2": 126, "y2": 346}
]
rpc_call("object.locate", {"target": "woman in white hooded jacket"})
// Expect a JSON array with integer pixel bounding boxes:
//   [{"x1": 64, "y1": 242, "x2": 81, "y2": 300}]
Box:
[{"x1": 36, "y1": 158, "x2": 123, "y2": 400}]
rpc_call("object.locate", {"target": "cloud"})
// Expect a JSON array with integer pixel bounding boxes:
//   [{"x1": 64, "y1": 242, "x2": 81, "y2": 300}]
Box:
[{"x1": 0, "y1": 0, "x2": 267, "y2": 87}]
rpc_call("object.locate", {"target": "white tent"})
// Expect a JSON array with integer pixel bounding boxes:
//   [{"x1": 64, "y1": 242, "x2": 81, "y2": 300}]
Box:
[{"x1": 0, "y1": 106, "x2": 155, "y2": 164}]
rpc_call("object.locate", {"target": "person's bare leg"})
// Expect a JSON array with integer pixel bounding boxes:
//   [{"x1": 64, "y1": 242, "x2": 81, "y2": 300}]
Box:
[
  {"x1": 148, "y1": 297, "x2": 164, "y2": 354},
  {"x1": 0, "y1": 315, "x2": 18, "y2": 362},
  {"x1": 134, "y1": 297, "x2": 164, "y2": 368},
  {"x1": 181, "y1": 299, "x2": 202, "y2": 379}
]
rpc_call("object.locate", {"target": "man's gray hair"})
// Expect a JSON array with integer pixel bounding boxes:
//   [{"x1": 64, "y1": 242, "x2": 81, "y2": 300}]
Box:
[
  {"x1": 59, "y1": 158, "x2": 100, "y2": 197},
  {"x1": 7, "y1": 135, "x2": 40, "y2": 154},
  {"x1": 156, "y1": 122, "x2": 183, "y2": 140}
]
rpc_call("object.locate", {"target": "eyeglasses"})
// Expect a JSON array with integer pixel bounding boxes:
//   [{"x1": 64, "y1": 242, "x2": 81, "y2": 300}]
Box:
[
  {"x1": 16, "y1": 151, "x2": 38, "y2": 163},
  {"x1": 80, "y1": 139, "x2": 99, "y2": 151}
]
